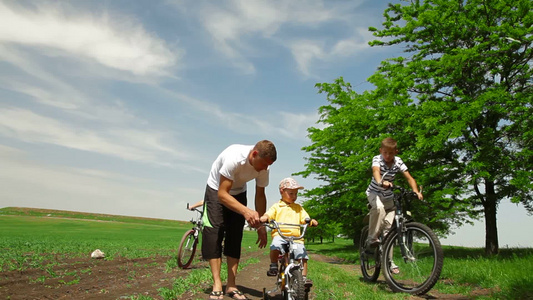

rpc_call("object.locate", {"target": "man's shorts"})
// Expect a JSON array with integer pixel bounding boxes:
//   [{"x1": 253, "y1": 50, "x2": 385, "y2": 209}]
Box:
[
  {"x1": 270, "y1": 236, "x2": 309, "y2": 260},
  {"x1": 201, "y1": 185, "x2": 247, "y2": 259}
]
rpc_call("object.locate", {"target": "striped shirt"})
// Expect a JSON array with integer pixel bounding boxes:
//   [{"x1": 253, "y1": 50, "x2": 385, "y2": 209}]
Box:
[{"x1": 366, "y1": 155, "x2": 408, "y2": 199}]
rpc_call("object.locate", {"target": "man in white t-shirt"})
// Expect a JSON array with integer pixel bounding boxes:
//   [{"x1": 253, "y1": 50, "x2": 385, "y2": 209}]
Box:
[{"x1": 201, "y1": 140, "x2": 277, "y2": 300}]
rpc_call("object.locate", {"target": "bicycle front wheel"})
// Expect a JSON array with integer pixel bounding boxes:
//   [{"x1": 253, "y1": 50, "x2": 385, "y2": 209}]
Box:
[
  {"x1": 284, "y1": 268, "x2": 305, "y2": 300},
  {"x1": 177, "y1": 229, "x2": 198, "y2": 269},
  {"x1": 381, "y1": 222, "x2": 443, "y2": 295},
  {"x1": 359, "y1": 225, "x2": 380, "y2": 282}
]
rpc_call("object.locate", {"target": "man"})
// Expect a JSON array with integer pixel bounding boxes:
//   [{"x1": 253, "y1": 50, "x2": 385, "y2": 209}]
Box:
[{"x1": 202, "y1": 140, "x2": 277, "y2": 300}]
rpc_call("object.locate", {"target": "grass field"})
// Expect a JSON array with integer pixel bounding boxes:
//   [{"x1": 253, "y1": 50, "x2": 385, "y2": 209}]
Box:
[
  {"x1": 305, "y1": 237, "x2": 533, "y2": 299},
  {"x1": 1, "y1": 207, "x2": 532, "y2": 299}
]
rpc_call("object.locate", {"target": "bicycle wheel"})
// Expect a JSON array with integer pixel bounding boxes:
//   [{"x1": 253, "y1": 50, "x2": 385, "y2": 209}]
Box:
[
  {"x1": 359, "y1": 225, "x2": 381, "y2": 282},
  {"x1": 177, "y1": 229, "x2": 198, "y2": 269},
  {"x1": 283, "y1": 268, "x2": 305, "y2": 300},
  {"x1": 381, "y1": 222, "x2": 444, "y2": 295}
]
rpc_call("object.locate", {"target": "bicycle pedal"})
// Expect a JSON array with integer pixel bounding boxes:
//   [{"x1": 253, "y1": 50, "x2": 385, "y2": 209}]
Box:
[{"x1": 364, "y1": 249, "x2": 375, "y2": 255}]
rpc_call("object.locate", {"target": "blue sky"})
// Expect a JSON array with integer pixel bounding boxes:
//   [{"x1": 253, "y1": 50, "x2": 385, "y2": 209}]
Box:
[{"x1": 0, "y1": 0, "x2": 531, "y2": 248}]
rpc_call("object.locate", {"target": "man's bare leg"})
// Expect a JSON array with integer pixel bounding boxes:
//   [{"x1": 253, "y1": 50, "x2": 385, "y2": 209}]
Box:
[
  {"x1": 225, "y1": 256, "x2": 246, "y2": 299},
  {"x1": 209, "y1": 258, "x2": 223, "y2": 293}
]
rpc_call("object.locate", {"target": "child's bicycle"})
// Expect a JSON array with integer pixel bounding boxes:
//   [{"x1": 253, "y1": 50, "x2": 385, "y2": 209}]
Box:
[
  {"x1": 262, "y1": 218, "x2": 311, "y2": 300},
  {"x1": 359, "y1": 184, "x2": 444, "y2": 295},
  {"x1": 177, "y1": 203, "x2": 203, "y2": 269}
]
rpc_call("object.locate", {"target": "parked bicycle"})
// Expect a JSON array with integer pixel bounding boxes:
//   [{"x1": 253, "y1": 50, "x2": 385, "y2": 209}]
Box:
[
  {"x1": 177, "y1": 203, "x2": 203, "y2": 269},
  {"x1": 262, "y1": 218, "x2": 311, "y2": 300},
  {"x1": 359, "y1": 185, "x2": 444, "y2": 295}
]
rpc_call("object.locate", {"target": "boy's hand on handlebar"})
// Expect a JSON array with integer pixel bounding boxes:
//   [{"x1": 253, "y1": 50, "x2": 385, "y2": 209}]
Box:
[
  {"x1": 256, "y1": 226, "x2": 267, "y2": 248},
  {"x1": 259, "y1": 215, "x2": 268, "y2": 223},
  {"x1": 310, "y1": 219, "x2": 318, "y2": 227},
  {"x1": 381, "y1": 180, "x2": 393, "y2": 189}
]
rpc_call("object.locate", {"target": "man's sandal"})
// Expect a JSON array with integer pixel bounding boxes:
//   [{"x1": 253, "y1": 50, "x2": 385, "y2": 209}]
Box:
[
  {"x1": 208, "y1": 291, "x2": 223, "y2": 300},
  {"x1": 227, "y1": 290, "x2": 250, "y2": 300}
]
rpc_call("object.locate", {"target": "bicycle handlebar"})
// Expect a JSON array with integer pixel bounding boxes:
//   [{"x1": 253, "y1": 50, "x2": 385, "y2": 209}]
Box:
[
  {"x1": 391, "y1": 185, "x2": 419, "y2": 199},
  {"x1": 262, "y1": 218, "x2": 311, "y2": 241},
  {"x1": 186, "y1": 203, "x2": 203, "y2": 214}
]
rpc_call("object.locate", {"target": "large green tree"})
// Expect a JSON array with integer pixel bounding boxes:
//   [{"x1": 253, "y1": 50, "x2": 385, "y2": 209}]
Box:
[{"x1": 299, "y1": 0, "x2": 532, "y2": 254}]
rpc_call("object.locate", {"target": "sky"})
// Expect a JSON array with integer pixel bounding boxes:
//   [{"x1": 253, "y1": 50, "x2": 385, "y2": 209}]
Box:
[{"x1": 0, "y1": 0, "x2": 531, "y2": 248}]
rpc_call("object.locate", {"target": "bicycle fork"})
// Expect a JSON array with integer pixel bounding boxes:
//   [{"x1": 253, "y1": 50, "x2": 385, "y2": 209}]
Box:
[
  {"x1": 395, "y1": 216, "x2": 416, "y2": 262},
  {"x1": 283, "y1": 262, "x2": 301, "y2": 298}
]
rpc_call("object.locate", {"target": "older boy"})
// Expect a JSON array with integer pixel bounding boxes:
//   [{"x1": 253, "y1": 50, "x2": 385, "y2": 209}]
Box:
[{"x1": 366, "y1": 137, "x2": 423, "y2": 273}]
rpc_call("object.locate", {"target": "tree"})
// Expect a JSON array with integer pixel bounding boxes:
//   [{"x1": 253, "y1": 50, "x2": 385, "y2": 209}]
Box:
[{"x1": 299, "y1": 0, "x2": 532, "y2": 254}]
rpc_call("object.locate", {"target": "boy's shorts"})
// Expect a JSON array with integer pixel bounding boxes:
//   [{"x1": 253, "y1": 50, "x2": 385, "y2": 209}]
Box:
[{"x1": 270, "y1": 236, "x2": 309, "y2": 260}]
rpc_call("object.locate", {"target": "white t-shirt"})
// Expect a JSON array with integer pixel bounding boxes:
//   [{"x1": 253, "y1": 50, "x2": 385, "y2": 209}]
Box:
[{"x1": 207, "y1": 144, "x2": 270, "y2": 195}]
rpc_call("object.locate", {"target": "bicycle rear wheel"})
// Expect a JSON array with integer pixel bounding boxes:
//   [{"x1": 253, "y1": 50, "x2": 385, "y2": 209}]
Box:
[
  {"x1": 381, "y1": 222, "x2": 443, "y2": 295},
  {"x1": 177, "y1": 229, "x2": 198, "y2": 269},
  {"x1": 359, "y1": 225, "x2": 380, "y2": 282}
]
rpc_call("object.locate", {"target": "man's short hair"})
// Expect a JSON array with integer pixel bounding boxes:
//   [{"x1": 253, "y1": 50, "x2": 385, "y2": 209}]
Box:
[{"x1": 254, "y1": 140, "x2": 277, "y2": 162}]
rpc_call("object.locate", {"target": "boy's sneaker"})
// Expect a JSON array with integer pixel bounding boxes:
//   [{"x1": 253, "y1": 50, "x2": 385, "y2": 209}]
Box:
[
  {"x1": 368, "y1": 238, "x2": 380, "y2": 248},
  {"x1": 303, "y1": 276, "x2": 313, "y2": 287},
  {"x1": 266, "y1": 263, "x2": 278, "y2": 276},
  {"x1": 364, "y1": 238, "x2": 379, "y2": 254}
]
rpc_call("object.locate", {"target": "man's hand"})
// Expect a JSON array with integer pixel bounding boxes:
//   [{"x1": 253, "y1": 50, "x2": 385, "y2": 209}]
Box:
[
  {"x1": 256, "y1": 226, "x2": 267, "y2": 248},
  {"x1": 243, "y1": 208, "x2": 261, "y2": 228}
]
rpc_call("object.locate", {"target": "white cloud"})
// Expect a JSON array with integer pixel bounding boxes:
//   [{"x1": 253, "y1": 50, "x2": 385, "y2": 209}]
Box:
[
  {"x1": 289, "y1": 40, "x2": 326, "y2": 78},
  {"x1": 0, "y1": 108, "x2": 188, "y2": 166},
  {"x1": 0, "y1": 2, "x2": 180, "y2": 77},
  {"x1": 166, "y1": 90, "x2": 318, "y2": 141},
  {"x1": 196, "y1": 0, "x2": 349, "y2": 74}
]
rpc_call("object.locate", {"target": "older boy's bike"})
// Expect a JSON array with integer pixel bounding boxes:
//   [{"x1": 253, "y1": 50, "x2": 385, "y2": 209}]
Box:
[
  {"x1": 360, "y1": 185, "x2": 444, "y2": 295},
  {"x1": 177, "y1": 203, "x2": 203, "y2": 269},
  {"x1": 262, "y1": 218, "x2": 311, "y2": 300}
]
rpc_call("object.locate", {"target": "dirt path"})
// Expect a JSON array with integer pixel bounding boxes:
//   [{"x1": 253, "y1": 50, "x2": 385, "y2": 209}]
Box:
[
  {"x1": 178, "y1": 250, "x2": 282, "y2": 300},
  {"x1": 181, "y1": 250, "x2": 483, "y2": 300}
]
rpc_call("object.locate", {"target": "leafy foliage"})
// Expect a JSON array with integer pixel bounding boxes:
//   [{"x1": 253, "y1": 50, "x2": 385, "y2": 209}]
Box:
[{"x1": 299, "y1": 0, "x2": 532, "y2": 254}]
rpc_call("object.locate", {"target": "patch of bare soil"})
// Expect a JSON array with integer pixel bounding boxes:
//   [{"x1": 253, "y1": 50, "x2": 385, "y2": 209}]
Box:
[
  {"x1": 0, "y1": 254, "x2": 184, "y2": 300},
  {"x1": 0, "y1": 250, "x2": 494, "y2": 300}
]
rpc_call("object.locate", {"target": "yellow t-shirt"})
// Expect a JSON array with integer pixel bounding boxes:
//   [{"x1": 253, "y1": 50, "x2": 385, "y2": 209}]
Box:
[{"x1": 266, "y1": 200, "x2": 310, "y2": 244}]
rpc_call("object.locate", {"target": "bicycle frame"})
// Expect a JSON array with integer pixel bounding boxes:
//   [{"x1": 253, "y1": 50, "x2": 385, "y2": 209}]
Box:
[
  {"x1": 263, "y1": 219, "x2": 310, "y2": 300},
  {"x1": 360, "y1": 183, "x2": 443, "y2": 295},
  {"x1": 177, "y1": 203, "x2": 204, "y2": 269},
  {"x1": 390, "y1": 185, "x2": 417, "y2": 261}
]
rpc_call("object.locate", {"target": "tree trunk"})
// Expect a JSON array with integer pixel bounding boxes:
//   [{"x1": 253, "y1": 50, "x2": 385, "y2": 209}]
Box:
[{"x1": 484, "y1": 180, "x2": 499, "y2": 255}]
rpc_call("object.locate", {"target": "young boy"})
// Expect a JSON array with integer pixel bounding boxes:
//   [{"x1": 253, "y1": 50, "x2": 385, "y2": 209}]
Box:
[
  {"x1": 259, "y1": 177, "x2": 318, "y2": 285},
  {"x1": 366, "y1": 137, "x2": 423, "y2": 273}
]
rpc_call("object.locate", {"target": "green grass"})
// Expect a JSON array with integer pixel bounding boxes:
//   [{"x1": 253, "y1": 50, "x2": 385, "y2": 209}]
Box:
[
  {"x1": 0, "y1": 207, "x2": 259, "y2": 300},
  {"x1": 0, "y1": 214, "x2": 188, "y2": 272},
  {"x1": 2, "y1": 207, "x2": 532, "y2": 300},
  {"x1": 0, "y1": 207, "x2": 180, "y2": 227},
  {"x1": 305, "y1": 240, "x2": 533, "y2": 299}
]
